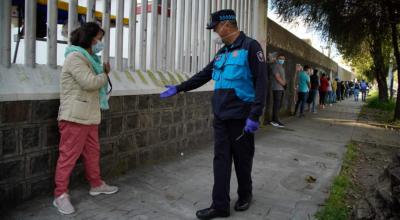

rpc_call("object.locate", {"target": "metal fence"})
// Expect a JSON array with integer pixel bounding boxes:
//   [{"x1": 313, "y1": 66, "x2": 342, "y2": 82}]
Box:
[{"x1": 0, "y1": 0, "x2": 261, "y2": 76}]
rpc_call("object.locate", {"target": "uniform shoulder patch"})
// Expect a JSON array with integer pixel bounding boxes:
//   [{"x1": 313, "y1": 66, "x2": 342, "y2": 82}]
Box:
[
  {"x1": 256, "y1": 51, "x2": 265, "y2": 62},
  {"x1": 233, "y1": 50, "x2": 238, "y2": 57}
]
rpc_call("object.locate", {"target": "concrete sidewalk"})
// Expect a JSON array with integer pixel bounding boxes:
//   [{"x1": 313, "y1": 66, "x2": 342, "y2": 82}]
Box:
[{"x1": 3, "y1": 99, "x2": 363, "y2": 220}]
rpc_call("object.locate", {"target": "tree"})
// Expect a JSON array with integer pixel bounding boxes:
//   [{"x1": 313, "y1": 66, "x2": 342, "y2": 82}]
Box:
[
  {"x1": 386, "y1": 0, "x2": 400, "y2": 120},
  {"x1": 342, "y1": 42, "x2": 374, "y2": 82},
  {"x1": 270, "y1": 0, "x2": 393, "y2": 102}
]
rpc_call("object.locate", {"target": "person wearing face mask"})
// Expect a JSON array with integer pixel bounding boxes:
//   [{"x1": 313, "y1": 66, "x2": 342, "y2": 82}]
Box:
[
  {"x1": 54, "y1": 22, "x2": 118, "y2": 215},
  {"x1": 293, "y1": 65, "x2": 311, "y2": 117},
  {"x1": 160, "y1": 9, "x2": 267, "y2": 220},
  {"x1": 270, "y1": 53, "x2": 287, "y2": 128}
]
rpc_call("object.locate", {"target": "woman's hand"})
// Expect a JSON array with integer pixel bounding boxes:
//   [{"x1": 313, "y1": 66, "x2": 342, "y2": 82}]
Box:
[{"x1": 103, "y1": 62, "x2": 111, "y2": 74}]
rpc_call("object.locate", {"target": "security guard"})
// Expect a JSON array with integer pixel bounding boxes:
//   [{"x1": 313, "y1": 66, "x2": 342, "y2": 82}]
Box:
[{"x1": 160, "y1": 9, "x2": 266, "y2": 220}]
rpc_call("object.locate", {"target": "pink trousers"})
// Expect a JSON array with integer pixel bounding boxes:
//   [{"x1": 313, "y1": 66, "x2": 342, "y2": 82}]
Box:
[{"x1": 54, "y1": 121, "x2": 103, "y2": 197}]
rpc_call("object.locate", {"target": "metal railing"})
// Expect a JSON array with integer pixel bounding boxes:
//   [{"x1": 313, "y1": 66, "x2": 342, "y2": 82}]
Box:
[{"x1": 0, "y1": 0, "x2": 262, "y2": 76}]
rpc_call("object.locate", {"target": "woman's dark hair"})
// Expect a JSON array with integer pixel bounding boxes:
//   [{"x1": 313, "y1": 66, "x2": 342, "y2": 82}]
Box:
[
  {"x1": 303, "y1": 65, "x2": 311, "y2": 71},
  {"x1": 313, "y1": 69, "x2": 318, "y2": 75},
  {"x1": 70, "y1": 22, "x2": 105, "y2": 49}
]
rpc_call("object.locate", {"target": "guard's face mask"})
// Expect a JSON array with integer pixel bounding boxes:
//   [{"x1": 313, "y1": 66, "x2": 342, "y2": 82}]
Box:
[
  {"x1": 212, "y1": 22, "x2": 231, "y2": 45},
  {"x1": 212, "y1": 32, "x2": 224, "y2": 45}
]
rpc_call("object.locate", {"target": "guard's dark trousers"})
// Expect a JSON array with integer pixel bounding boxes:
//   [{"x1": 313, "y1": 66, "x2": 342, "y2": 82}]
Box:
[{"x1": 211, "y1": 117, "x2": 255, "y2": 211}]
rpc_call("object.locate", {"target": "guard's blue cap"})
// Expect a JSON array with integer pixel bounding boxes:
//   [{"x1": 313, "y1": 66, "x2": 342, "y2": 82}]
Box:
[{"x1": 206, "y1": 9, "x2": 236, "y2": 30}]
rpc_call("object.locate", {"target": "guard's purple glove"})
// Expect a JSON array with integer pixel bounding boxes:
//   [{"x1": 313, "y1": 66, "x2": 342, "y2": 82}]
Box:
[
  {"x1": 244, "y1": 118, "x2": 259, "y2": 133},
  {"x1": 160, "y1": 85, "x2": 177, "y2": 98}
]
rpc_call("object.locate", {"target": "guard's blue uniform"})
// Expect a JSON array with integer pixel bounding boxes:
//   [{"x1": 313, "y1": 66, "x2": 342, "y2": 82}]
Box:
[{"x1": 176, "y1": 32, "x2": 267, "y2": 211}]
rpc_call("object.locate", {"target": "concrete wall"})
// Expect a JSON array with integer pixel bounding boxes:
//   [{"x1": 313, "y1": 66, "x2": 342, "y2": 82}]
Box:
[
  {"x1": 267, "y1": 19, "x2": 338, "y2": 73},
  {"x1": 0, "y1": 92, "x2": 214, "y2": 210}
]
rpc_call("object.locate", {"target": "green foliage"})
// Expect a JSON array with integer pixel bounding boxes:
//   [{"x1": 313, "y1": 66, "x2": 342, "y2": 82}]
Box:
[
  {"x1": 315, "y1": 143, "x2": 358, "y2": 220},
  {"x1": 367, "y1": 91, "x2": 396, "y2": 111},
  {"x1": 343, "y1": 42, "x2": 375, "y2": 81}
]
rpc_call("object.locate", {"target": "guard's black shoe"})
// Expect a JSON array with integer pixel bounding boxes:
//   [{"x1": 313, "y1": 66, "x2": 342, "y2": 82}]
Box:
[
  {"x1": 234, "y1": 195, "x2": 252, "y2": 211},
  {"x1": 196, "y1": 207, "x2": 230, "y2": 220}
]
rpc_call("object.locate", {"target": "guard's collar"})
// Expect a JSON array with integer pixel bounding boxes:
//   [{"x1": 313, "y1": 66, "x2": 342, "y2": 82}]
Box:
[{"x1": 223, "y1": 31, "x2": 246, "y2": 51}]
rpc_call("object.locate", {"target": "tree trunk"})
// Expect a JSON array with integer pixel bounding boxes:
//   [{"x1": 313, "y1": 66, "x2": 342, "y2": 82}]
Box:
[
  {"x1": 388, "y1": 4, "x2": 400, "y2": 120},
  {"x1": 371, "y1": 39, "x2": 389, "y2": 102}
]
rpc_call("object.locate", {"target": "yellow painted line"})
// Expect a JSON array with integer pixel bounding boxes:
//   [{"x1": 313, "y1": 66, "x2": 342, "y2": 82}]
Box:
[
  {"x1": 37, "y1": 0, "x2": 130, "y2": 25},
  {"x1": 167, "y1": 71, "x2": 178, "y2": 84},
  {"x1": 124, "y1": 70, "x2": 136, "y2": 83},
  {"x1": 156, "y1": 71, "x2": 169, "y2": 85},
  {"x1": 136, "y1": 70, "x2": 149, "y2": 85},
  {"x1": 147, "y1": 70, "x2": 163, "y2": 87},
  {"x1": 112, "y1": 70, "x2": 121, "y2": 82}
]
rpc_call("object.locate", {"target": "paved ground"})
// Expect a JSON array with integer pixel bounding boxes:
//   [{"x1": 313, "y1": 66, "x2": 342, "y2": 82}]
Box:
[{"x1": 4, "y1": 99, "x2": 367, "y2": 220}]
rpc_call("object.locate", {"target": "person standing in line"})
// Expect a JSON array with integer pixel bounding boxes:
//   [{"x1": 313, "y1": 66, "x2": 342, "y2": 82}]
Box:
[
  {"x1": 270, "y1": 53, "x2": 287, "y2": 128},
  {"x1": 360, "y1": 79, "x2": 368, "y2": 102},
  {"x1": 319, "y1": 73, "x2": 329, "y2": 109},
  {"x1": 327, "y1": 77, "x2": 333, "y2": 106},
  {"x1": 345, "y1": 81, "x2": 350, "y2": 98},
  {"x1": 160, "y1": 10, "x2": 267, "y2": 220},
  {"x1": 293, "y1": 65, "x2": 311, "y2": 117},
  {"x1": 307, "y1": 69, "x2": 319, "y2": 113},
  {"x1": 340, "y1": 81, "x2": 346, "y2": 100},
  {"x1": 332, "y1": 77, "x2": 338, "y2": 103},
  {"x1": 336, "y1": 78, "x2": 342, "y2": 102},
  {"x1": 354, "y1": 80, "x2": 360, "y2": 102}
]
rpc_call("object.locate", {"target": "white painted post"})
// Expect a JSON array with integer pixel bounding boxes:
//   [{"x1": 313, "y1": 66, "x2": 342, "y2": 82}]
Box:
[
  {"x1": 128, "y1": 0, "x2": 137, "y2": 71},
  {"x1": 252, "y1": 0, "x2": 259, "y2": 39},
  {"x1": 168, "y1": 0, "x2": 177, "y2": 71},
  {"x1": 102, "y1": 0, "x2": 111, "y2": 63},
  {"x1": 0, "y1": 0, "x2": 11, "y2": 67},
  {"x1": 160, "y1": 0, "x2": 168, "y2": 71},
  {"x1": 68, "y1": 0, "x2": 78, "y2": 46},
  {"x1": 25, "y1": 0, "x2": 37, "y2": 67},
  {"x1": 139, "y1": 0, "x2": 148, "y2": 71},
  {"x1": 254, "y1": 0, "x2": 268, "y2": 54},
  {"x1": 176, "y1": 0, "x2": 185, "y2": 72},
  {"x1": 222, "y1": 0, "x2": 226, "y2": 9},
  {"x1": 87, "y1": 0, "x2": 96, "y2": 22},
  {"x1": 190, "y1": 0, "x2": 198, "y2": 74},
  {"x1": 247, "y1": 0, "x2": 252, "y2": 35},
  {"x1": 183, "y1": 0, "x2": 192, "y2": 74},
  {"x1": 47, "y1": 0, "x2": 58, "y2": 68},
  {"x1": 243, "y1": 0, "x2": 248, "y2": 33},
  {"x1": 227, "y1": 0, "x2": 231, "y2": 9},
  {"x1": 210, "y1": 0, "x2": 216, "y2": 58},
  {"x1": 198, "y1": 0, "x2": 205, "y2": 70},
  {"x1": 115, "y1": 0, "x2": 124, "y2": 71},
  {"x1": 150, "y1": 0, "x2": 158, "y2": 70},
  {"x1": 240, "y1": 0, "x2": 245, "y2": 30},
  {"x1": 204, "y1": 0, "x2": 211, "y2": 63},
  {"x1": 233, "y1": 0, "x2": 240, "y2": 27}
]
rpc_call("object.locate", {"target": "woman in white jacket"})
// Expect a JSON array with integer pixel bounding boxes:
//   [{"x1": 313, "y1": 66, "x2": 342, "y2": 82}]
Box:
[{"x1": 54, "y1": 22, "x2": 118, "y2": 215}]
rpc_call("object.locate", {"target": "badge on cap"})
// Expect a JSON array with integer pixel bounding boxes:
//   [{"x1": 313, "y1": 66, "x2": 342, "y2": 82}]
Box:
[{"x1": 257, "y1": 51, "x2": 265, "y2": 62}]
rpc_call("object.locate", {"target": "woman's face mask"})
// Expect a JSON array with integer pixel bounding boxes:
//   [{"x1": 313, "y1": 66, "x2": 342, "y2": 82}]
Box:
[
  {"x1": 277, "y1": 59, "x2": 285, "y2": 65},
  {"x1": 92, "y1": 39, "x2": 104, "y2": 54}
]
